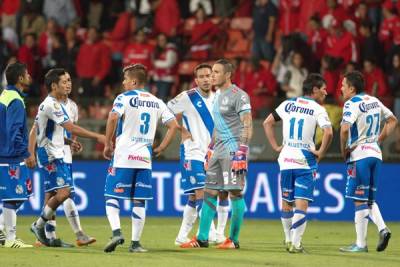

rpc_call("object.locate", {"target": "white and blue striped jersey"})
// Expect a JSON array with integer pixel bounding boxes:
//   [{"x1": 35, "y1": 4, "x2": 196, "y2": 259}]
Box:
[
  {"x1": 111, "y1": 89, "x2": 175, "y2": 169},
  {"x1": 62, "y1": 98, "x2": 78, "y2": 164},
  {"x1": 341, "y1": 94, "x2": 393, "y2": 162},
  {"x1": 275, "y1": 97, "x2": 332, "y2": 170},
  {"x1": 167, "y1": 88, "x2": 215, "y2": 162},
  {"x1": 35, "y1": 96, "x2": 70, "y2": 166}
]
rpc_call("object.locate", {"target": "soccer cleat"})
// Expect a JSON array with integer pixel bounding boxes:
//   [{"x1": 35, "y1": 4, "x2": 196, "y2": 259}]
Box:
[
  {"x1": 4, "y1": 239, "x2": 33, "y2": 248},
  {"x1": 76, "y1": 232, "x2": 96, "y2": 247},
  {"x1": 104, "y1": 235, "x2": 125, "y2": 253},
  {"x1": 340, "y1": 244, "x2": 368, "y2": 253},
  {"x1": 129, "y1": 241, "x2": 148, "y2": 253},
  {"x1": 174, "y1": 237, "x2": 190, "y2": 246},
  {"x1": 48, "y1": 238, "x2": 75, "y2": 248},
  {"x1": 180, "y1": 237, "x2": 209, "y2": 248},
  {"x1": 284, "y1": 241, "x2": 292, "y2": 251},
  {"x1": 217, "y1": 238, "x2": 240, "y2": 249},
  {"x1": 30, "y1": 223, "x2": 49, "y2": 246},
  {"x1": 377, "y1": 228, "x2": 391, "y2": 252},
  {"x1": 0, "y1": 229, "x2": 6, "y2": 246},
  {"x1": 288, "y1": 244, "x2": 305, "y2": 253}
]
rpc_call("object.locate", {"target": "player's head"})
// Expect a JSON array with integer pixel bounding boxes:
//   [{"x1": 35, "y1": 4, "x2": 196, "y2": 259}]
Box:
[
  {"x1": 5, "y1": 62, "x2": 32, "y2": 91},
  {"x1": 212, "y1": 59, "x2": 234, "y2": 88},
  {"x1": 64, "y1": 72, "x2": 73, "y2": 95},
  {"x1": 122, "y1": 63, "x2": 148, "y2": 90},
  {"x1": 194, "y1": 63, "x2": 212, "y2": 93},
  {"x1": 45, "y1": 68, "x2": 70, "y2": 97},
  {"x1": 303, "y1": 73, "x2": 327, "y2": 103},
  {"x1": 341, "y1": 71, "x2": 364, "y2": 101}
]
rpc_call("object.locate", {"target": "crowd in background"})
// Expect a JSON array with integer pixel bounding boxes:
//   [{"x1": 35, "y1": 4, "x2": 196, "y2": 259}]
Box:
[{"x1": 1, "y1": 0, "x2": 400, "y2": 121}]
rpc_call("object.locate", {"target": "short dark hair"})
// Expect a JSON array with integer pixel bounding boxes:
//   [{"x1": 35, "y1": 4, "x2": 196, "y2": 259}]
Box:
[
  {"x1": 302, "y1": 73, "x2": 326, "y2": 95},
  {"x1": 45, "y1": 68, "x2": 68, "y2": 92},
  {"x1": 5, "y1": 62, "x2": 27, "y2": 86},
  {"x1": 194, "y1": 63, "x2": 212, "y2": 77},
  {"x1": 344, "y1": 71, "x2": 365, "y2": 94},
  {"x1": 123, "y1": 64, "x2": 148, "y2": 85},
  {"x1": 214, "y1": 59, "x2": 235, "y2": 75}
]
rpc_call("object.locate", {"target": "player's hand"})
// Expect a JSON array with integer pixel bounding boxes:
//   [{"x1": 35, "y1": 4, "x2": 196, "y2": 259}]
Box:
[
  {"x1": 342, "y1": 146, "x2": 355, "y2": 161},
  {"x1": 103, "y1": 144, "x2": 114, "y2": 160},
  {"x1": 71, "y1": 140, "x2": 83, "y2": 153},
  {"x1": 231, "y1": 145, "x2": 248, "y2": 175},
  {"x1": 273, "y1": 145, "x2": 283, "y2": 153},
  {"x1": 153, "y1": 145, "x2": 165, "y2": 157},
  {"x1": 97, "y1": 134, "x2": 106, "y2": 144},
  {"x1": 204, "y1": 143, "x2": 214, "y2": 171},
  {"x1": 25, "y1": 155, "x2": 36, "y2": 169},
  {"x1": 309, "y1": 148, "x2": 323, "y2": 163}
]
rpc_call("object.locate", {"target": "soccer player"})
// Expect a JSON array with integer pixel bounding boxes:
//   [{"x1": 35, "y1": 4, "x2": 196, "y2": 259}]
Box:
[
  {"x1": 26, "y1": 72, "x2": 96, "y2": 247},
  {"x1": 339, "y1": 71, "x2": 397, "y2": 252},
  {"x1": 29, "y1": 68, "x2": 106, "y2": 245},
  {"x1": 103, "y1": 64, "x2": 179, "y2": 253},
  {"x1": 263, "y1": 73, "x2": 333, "y2": 253},
  {"x1": 181, "y1": 59, "x2": 252, "y2": 249},
  {"x1": 0, "y1": 62, "x2": 33, "y2": 248},
  {"x1": 168, "y1": 63, "x2": 228, "y2": 245}
]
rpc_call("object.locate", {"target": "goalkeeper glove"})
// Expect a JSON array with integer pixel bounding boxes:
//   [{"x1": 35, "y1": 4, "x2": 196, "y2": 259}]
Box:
[
  {"x1": 231, "y1": 145, "x2": 248, "y2": 175},
  {"x1": 204, "y1": 143, "x2": 214, "y2": 171}
]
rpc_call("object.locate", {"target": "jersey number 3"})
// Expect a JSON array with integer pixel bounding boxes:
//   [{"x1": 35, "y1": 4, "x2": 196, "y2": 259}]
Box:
[{"x1": 140, "y1": 112, "x2": 150, "y2": 134}]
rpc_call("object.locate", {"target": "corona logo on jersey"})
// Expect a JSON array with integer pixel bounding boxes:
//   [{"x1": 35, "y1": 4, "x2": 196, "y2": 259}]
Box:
[
  {"x1": 8, "y1": 167, "x2": 20, "y2": 179},
  {"x1": 127, "y1": 154, "x2": 151, "y2": 163},
  {"x1": 129, "y1": 97, "x2": 160, "y2": 109},
  {"x1": 359, "y1": 101, "x2": 379, "y2": 113},
  {"x1": 284, "y1": 102, "x2": 314, "y2": 115}
]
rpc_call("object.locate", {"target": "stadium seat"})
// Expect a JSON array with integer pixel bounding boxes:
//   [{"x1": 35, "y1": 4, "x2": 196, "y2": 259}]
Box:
[
  {"x1": 230, "y1": 17, "x2": 253, "y2": 31},
  {"x1": 224, "y1": 30, "x2": 251, "y2": 58},
  {"x1": 178, "y1": 61, "x2": 200, "y2": 76}
]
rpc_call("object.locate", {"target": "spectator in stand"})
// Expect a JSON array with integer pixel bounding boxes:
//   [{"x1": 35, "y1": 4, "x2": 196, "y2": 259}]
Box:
[
  {"x1": 214, "y1": 0, "x2": 236, "y2": 17},
  {"x1": 45, "y1": 32, "x2": 68, "y2": 70},
  {"x1": 43, "y1": 0, "x2": 77, "y2": 28},
  {"x1": 323, "y1": 0, "x2": 350, "y2": 25},
  {"x1": 281, "y1": 51, "x2": 308, "y2": 98},
  {"x1": 21, "y1": 4, "x2": 46, "y2": 38},
  {"x1": 252, "y1": 0, "x2": 278, "y2": 62},
  {"x1": 76, "y1": 27, "x2": 111, "y2": 97},
  {"x1": 152, "y1": 0, "x2": 180, "y2": 37},
  {"x1": 152, "y1": 33, "x2": 178, "y2": 101},
  {"x1": 234, "y1": 0, "x2": 253, "y2": 17},
  {"x1": 278, "y1": 0, "x2": 300, "y2": 36},
  {"x1": 389, "y1": 54, "x2": 400, "y2": 119},
  {"x1": 128, "y1": 0, "x2": 152, "y2": 30},
  {"x1": 353, "y1": 1, "x2": 370, "y2": 34},
  {"x1": 38, "y1": 18, "x2": 59, "y2": 59},
  {"x1": 189, "y1": 0, "x2": 212, "y2": 15},
  {"x1": 123, "y1": 28, "x2": 153, "y2": 70},
  {"x1": 358, "y1": 20, "x2": 383, "y2": 67},
  {"x1": 379, "y1": 0, "x2": 400, "y2": 69},
  {"x1": 307, "y1": 14, "x2": 328, "y2": 62},
  {"x1": 320, "y1": 56, "x2": 340, "y2": 99},
  {"x1": 86, "y1": 0, "x2": 104, "y2": 29},
  {"x1": 0, "y1": 0, "x2": 20, "y2": 32},
  {"x1": 298, "y1": 0, "x2": 328, "y2": 35},
  {"x1": 189, "y1": 5, "x2": 219, "y2": 60},
  {"x1": 0, "y1": 36, "x2": 14, "y2": 87},
  {"x1": 65, "y1": 26, "x2": 81, "y2": 79},
  {"x1": 363, "y1": 58, "x2": 389, "y2": 98}
]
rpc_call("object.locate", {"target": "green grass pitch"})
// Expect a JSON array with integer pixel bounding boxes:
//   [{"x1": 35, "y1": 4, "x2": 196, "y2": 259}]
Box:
[{"x1": 2, "y1": 216, "x2": 400, "y2": 267}]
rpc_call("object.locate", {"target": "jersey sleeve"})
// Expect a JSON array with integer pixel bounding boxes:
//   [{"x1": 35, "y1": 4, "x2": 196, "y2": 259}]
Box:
[
  {"x1": 46, "y1": 101, "x2": 69, "y2": 125},
  {"x1": 71, "y1": 101, "x2": 79, "y2": 123},
  {"x1": 274, "y1": 101, "x2": 287, "y2": 121},
  {"x1": 159, "y1": 100, "x2": 176, "y2": 124},
  {"x1": 316, "y1": 106, "x2": 332, "y2": 128},
  {"x1": 111, "y1": 94, "x2": 125, "y2": 117},
  {"x1": 378, "y1": 100, "x2": 394, "y2": 121},
  {"x1": 341, "y1": 101, "x2": 358, "y2": 125},
  {"x1": 235, "y1": 91, "x2": 251, "y2": 115},
  {"x1": 167, "y1": 92, "x2": 186, "y2": 114}
]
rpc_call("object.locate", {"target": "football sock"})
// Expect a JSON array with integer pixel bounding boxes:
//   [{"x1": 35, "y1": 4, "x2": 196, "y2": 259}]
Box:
[
  {"x1": 369, "y1": 202, "x2": 387, "y2": 232},
  {"x1": 217, "y1": 199, "x2": 229, "y2": 237},
  {"x1": 281, "y1": 210, "x2": 293, "y2": 243},
  {"x1": 355, "y1": 204, "x2": 369, "y2": 248},
  {"x1": 0, "y1": 209, "x2": 4, "y2": 232},
  {"x1": 63, "y1": 197, "x2": 82, "y2": 235},
  {"x1": 177, "y1": 200, "x2": 197, "y2": 241},
  {"x1": 229, "y1": 197, "x2": 245, "y2": 243},
  {"x1": 197, "y1": 194, "x2": 217, "y2": 241},
  {"x1": 36, "y1": 205, "x2": 55, "y2": 228},
  {"x1": 45, "y1": 220, "x2": 57, "y2": 239},
  {"x1": 131, "y1": 202, "x2": 146, "y2": 242},
  {"x1": 106, "y1": 198, "x2": 121, "y2": 232},
  {"x1": 3, "y1": 202, "x2": 17, "y2": 241},
  {"x1": 291, "y1": 210, "x2": 307, "y2": 248}
]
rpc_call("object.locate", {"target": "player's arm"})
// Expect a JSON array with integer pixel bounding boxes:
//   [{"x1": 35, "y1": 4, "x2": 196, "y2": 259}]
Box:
[
  {"x1": 378, "y1": 115, "x2": 398, "y2": 144},
  {"x1": 340, "y1": 123, "x2": 351, "y2": 160},
  {"x1": 239, "y1": 112, "x2": 253, "y2": 146},
  {"x1": 62, "y1": 121, "x2": 105, "y2": 144},
  {"x1": 103, "y1": 111, "x2": 119, "y2": 160},
  {"x1": 314, "y1": 126, "x2": 333, "y2": 162},
  {"x1": 26, "y1": 123, "x2": 37, "y2": 169},
  {"x1": 153, "y1": 119, "x2": 180, "y2": 157},
  {"x1": 263, "y1": 112, "x2": 282, "y2": 153},
  {"x1": 172, "y1": 112, "x2": 192, "y2": 142}
]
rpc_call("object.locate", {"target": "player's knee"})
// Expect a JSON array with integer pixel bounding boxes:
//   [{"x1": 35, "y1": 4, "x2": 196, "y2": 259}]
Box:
[{"x1": 56, "y1": 187, "x2": 71, "y2": 202}]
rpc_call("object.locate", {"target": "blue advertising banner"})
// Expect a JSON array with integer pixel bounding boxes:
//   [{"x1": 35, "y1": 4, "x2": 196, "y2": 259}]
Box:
[{"x1": 16, "y1": 161, "x2": 400, "y2": 221}]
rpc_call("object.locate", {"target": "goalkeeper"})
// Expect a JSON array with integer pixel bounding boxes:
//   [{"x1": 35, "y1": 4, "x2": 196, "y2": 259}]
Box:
[{"x1": 181, "y1": 59, "x2": 253, "y2": 249}]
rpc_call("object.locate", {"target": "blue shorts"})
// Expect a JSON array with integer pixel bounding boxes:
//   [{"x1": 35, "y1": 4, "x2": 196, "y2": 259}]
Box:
[
  {"x1": 65, "y1": 163, "x2": 75, "y2": 193},
  {"x1": 280, "y1": 168, "x2": 317, "y2": 202},
  {"x1": 0, "y1": 162, "x2": 32, "y2": 201},
  {"x1": 104, "y1": 162, "x2": 152, "y2": 200},
  {"x1": 40, "y1": 159, "x2": 72, "y2": 193},
  {"x1": 345, "y1": 157, "x2": 381, "y2": 202},
  {"x1": 180, "y1": 145, "x2": 206, "y2": 195}
]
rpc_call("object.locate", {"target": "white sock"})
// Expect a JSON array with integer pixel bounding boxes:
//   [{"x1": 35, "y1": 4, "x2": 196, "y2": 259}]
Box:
[
  {"x1": 355, "y1": 204, "x2": 369, "y2": 248},
  {"x1": 217, "y1": 201, "x2": 229, "y2": 237},
  {"x1": 132, "y1": 203, "x2": 146, "y2": 241},
  {"x1": 106, "y1": 198, "x2": 121, "y2": 231},
  {"x1": 64, "y1": 198, "x2": 82, "y2": 234},
  {"x1": 45, "y1": 220, "x2": 57, "y2": 239},
  {"x1": 291, "y1": 210, "x2": 307, "y2": 248},
  {"x1": 369, "y1": 202, "x2": 387, "y2": 232},
  {"x1": 3, "y1": 207, "x2": 17, "y2": 241},
  {"x1": 36, "y1": 205, "x2": 55, "y2": 228},
  {"x1": 176, "y1": 201, "x2": 197, "y2": 241},
  {"x1": 0, "y1": 211, "x2": 4, "y2": 232},
  {"x1": 281, "y1": 210, "x2": 293, "y2": 243}
]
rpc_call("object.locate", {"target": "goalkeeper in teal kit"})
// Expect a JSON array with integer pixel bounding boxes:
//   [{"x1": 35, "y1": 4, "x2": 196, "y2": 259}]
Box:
[{"x1": 181, "y1": 59, "x2": 253, "y2": 249}]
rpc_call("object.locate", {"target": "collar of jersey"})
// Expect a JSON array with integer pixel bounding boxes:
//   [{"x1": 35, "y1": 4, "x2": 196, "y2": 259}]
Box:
[
  {"x1": 6, "y1": 85, "x2": 27, "y2": 98},
  {"x1": 300, "y1": 96, "x2": 316, "y2": 102}
]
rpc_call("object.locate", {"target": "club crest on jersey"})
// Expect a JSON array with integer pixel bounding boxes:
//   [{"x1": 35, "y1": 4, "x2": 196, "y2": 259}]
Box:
[
  {"x1": 347, "y1": 164, "x2": 356, "y2": 178},
  {"x1": 45, "y1": 163, "x2": 57, "y2": 173},
  {"x1": 359, "y1": 102, "x2": 379, "y2": 113},
  {"x1": 56, "y1": 177, "x2": 65, "y2": 186},
  {"x1": 108, "y1": 167, "x2": 116, "y2": 176},
  {"x1": 284, "y1": 103, "x2": 314, "y2": 115},
  {"x1": 196, "y1": 100, "x2": 202, "y2": 108},
  {"x1": 8, "y1": 166, "x2": 20, "y2": 179},
  {"x1": 15, "y1": 185, "x2": 24, "y2": 194},
  {"x1": 129, "y1": 97, "x2": 159, "y2": 109}
]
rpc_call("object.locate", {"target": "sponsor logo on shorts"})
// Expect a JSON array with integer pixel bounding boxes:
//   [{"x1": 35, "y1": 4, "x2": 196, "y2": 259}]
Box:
[
  {"x1": 128, "y1": 155, "x2": 151, "y2": 163},
  {"x1": 135, "y1": 182, "x2": 152, "y2": 189},
  {"x1": 190, "y1": 176, "x2": 196, "y2": 184},
  {"x1": 282, "y1": 192, "x2": 289, "y2": 197},
  {"x1": 294, "y1": 182, "x2": 308, "y2": 189},
  {"x1": 115, "y1": 183, "x2": 131, "y2": 188},
  {"x1": 205, "y1": 181, "x2": 217, "y2": 185},
  {"x1": 15, "y1": 185, "x2": 23, "y2": 194},
  {"x1": 56, "y1": 177, "x2": 65, "y2": 186},
  {"x1": 8, "y1": 167, "x2": 20, "y2": 179},
  {"x1": 355, "y1": 190, "x2": 364, "y2": 195},
  {"x1": 114, "y1": 188, "x2": 124, "y2": 193}
]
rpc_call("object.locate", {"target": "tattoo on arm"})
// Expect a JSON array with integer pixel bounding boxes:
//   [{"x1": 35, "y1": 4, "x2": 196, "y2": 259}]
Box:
[{"x1": 240, "y1": 113, "x2": 253, "y2": 146}]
